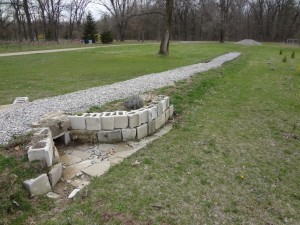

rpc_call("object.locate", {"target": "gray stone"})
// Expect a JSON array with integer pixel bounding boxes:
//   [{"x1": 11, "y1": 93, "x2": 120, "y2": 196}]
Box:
[
  {"x1": 136, "y1": 123, "x2": 148, "y2": 139},
  {"x1": 81, "y1": 160, "x2": 110, "y2": 177},
  {"x1": 68, "y1": 115, "x2": 86, "y2": 130},
  {"x1": 53, "y1": 146, "x2": 60, "y2": 163},
  {"x1": 127, "y1": 111, "x2": 141, "y2": 128},
  {"x1": 68, "y1": 188, "x2": 81, "y2": 199},
  {"x1": 85, "y1": 113, "x2": 101, "y2": 131},
  {"x1": 60, "y1": 154, "x2": 82, "y2": 166},
  {"x1": 101, "y1": 112, "x2": 114, "y2": 130},
  {"x1": 48, "y1": 163, "x2": 62, "y2": 188},
  {"x1": 114, "y1": 111, "x2": 128, "y2": 129},
  {"x1": 148, "y1": 120, "x2": 156, "y2": 135},
  {"x1": 122, "y1": 128, "x2": 136, "y2": 141},
  {"x1": 23, "y1": 174, "x2": 51, "y2": 196},
  {"x1": 46, "y1": 192, "x2": 60, "y2": 199}
]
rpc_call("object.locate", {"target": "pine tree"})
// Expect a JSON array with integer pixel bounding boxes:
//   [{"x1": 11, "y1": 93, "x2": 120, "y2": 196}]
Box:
[{"x1": 82, "y1": 12, "x2": 97, "y2": 43}]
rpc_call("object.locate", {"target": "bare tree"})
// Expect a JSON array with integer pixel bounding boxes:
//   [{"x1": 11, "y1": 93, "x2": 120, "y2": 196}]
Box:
[{"x1": 159, "y1": 0, "x2": 173, "y2": 55}]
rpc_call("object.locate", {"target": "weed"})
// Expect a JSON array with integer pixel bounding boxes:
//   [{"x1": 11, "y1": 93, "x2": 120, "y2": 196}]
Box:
[{"x1": 283, "y1": 55, "x2": 287, "y2": 62}]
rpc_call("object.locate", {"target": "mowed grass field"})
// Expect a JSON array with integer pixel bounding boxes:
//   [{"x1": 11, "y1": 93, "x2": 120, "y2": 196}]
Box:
[
  {"x1": 1, "y1": 42, "x2": 234, "y2": 105},
  {"x1": 0, "y1": 43, "x2": 300, "y2": 225}
]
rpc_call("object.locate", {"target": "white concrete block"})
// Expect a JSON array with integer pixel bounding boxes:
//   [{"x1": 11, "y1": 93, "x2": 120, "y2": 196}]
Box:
[
  {"x1": 68, "y1": 115, "x2": 86, "y2": 130},
  {"x1": 81, "y1": 160, "x2": 111, "y2": 177},
  {"x1": 153, "y1": 101, "x2": 164, "y2": 116},
  {"x1": 122, "y1": 128, "x2": 136, "y2": 141},
  {"x1": 13, "y1": 96, "x2": 29, "y2": 104},
  {"x1": 23, "y1": 174, "x2": 51, "y2": 196},
  {"x1": 28, "y1": 137, "x2": 53, "y2": 167},
  {"x1": 157, "y1": 95, "x2": 170, "y2": 108},
  {"x1": 148, "y1": 120, "x2": 156, "y2": 135},
  {"x1": 101, "y1": 112, "x2": 114, "y2": 130},
  {"x1": 136, "y1": 108, "x2": 149, "y2": 124},
  {"x1": 136, "y1": 123, "x2": 148, "y2": 139},
  {"x1": 169, "y1": 104, "x2": 174, "y2": 117},
  {"x1": 127, "y1": 111, "x2": 141, "y2": 128},
  {"x1": 48, "y1": 163, "x2": 62, "y2": 188},
  {"x1": 145, "y1": 105, "x2": 158, "y2": 121},
  {"x1": 114, "y1": 111, "x2": 128, "y2": 129},
  {"x1": 155, "y1": 113, "x2": 166, "y2": 130},
  {"x1": 165, "y1": 108, "x2": 170, "y2": 121},
  {"x1": 85, "y1": 113, "x2": 102, "y2": 130},
  {"x1": 56, "y1": 131, "x2": 71, "y2": 145},
  {"x1": 68, "y1": 189, "x2": 80, "y2": 199},
  {"x1": 98, "y1": 130, "x2": 122, "y2": 143}
]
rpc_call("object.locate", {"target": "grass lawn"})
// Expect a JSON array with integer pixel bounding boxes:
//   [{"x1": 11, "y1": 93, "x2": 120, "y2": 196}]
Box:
[
  {"x1": 0, "y1": 43, "x2": 299, "y2": 224},
  {"x1": 1, "y1": 42, "x2": 234, "y2": 105}
]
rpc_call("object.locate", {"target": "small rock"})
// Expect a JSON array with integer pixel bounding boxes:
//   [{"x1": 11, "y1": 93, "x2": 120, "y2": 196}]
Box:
[
  {"x1": 46, "y1": 192, "x2": 60, "y2": 199},
  {"x1": 68, "y1": 188, "x2": 81, "y2": 199}
]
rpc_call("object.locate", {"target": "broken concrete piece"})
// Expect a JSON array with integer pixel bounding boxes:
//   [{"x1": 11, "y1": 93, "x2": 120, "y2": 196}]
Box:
[
  {"x1": 48, "y1": 163, "x2": 62, "y2": 188},
  {"x1": 46, "y1": 192, "x2": 60, "y2": 199},
  {"x1": 23, "y1": 174, "x2": 51, "y2": 196},
  {"x1": 68, "y1": 188, "x2": 81, "y2": 199},
  {"x1": 70, "y1": 150, "x2": 91, "y2": 160},
  {"x1": 62, "y1": 160, "x2": 92, "y2": 180},
  {"x1": 81, "y1": 160, "x2": 111, "y2": 177},
  {"x1": 60, "y1": 154, "x2": 82, "y2": 166}
]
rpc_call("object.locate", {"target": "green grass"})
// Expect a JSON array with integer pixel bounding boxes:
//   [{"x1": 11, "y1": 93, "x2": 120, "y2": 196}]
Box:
[
  {"x1": 1, "y1": 43, "x2": 300, "y2": 224},
  {"x1": 0, "y1": 42, "x2": 234, "y2": 105}
]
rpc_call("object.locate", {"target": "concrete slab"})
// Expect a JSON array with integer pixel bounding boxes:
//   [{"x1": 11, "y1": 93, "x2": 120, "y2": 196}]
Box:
[
  {"x1": 136, "y1": 123, "x2": 148, "y2": 139},
  {"x1": 70, "y1": 150, "x2": 91, "y2": 160},
  {"x1": 60, "y1": 154, "x2": 82, "y2": 166},
  {"x1": 62, "y1": 160, "x2": 92, "y2": 180},
  {"x1": 81, "y1": 160, "x2": 111, "y2": 177}
]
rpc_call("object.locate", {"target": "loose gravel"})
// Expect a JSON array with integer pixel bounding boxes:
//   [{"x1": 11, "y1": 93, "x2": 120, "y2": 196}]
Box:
[{"x1": 0, "y1": 52, "x2": 240, "y2": 145}]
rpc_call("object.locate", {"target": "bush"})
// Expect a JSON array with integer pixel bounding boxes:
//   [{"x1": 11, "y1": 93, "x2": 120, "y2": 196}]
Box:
[
  {"x1": 124, "y1": 95, "x2": 144, "y2": 110},
  {"x1": 279, "y1": 49, "x2": 282, "y2": 55},
  {"x1": 291, "y1": 51, "x2": 295, "y2": 58},
  {"x1": 282, "y1": 55, "x2": 287, "y2": 62},
  {"x1": 100, "y1": 30, "x2": 113, "y2": 44}
]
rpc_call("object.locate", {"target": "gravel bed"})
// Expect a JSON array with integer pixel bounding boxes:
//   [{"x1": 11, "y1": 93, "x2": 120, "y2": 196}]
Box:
[{"x1": 0, "y1": 52, "x2": 240, "y2": 145}]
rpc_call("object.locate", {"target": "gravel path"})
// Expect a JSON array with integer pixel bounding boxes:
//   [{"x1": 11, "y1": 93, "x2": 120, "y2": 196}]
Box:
[{"x1": 0, "y1": 52, "x2": 240, "y2": 145}]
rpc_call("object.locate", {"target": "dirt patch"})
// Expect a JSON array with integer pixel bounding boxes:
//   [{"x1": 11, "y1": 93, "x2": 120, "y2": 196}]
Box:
[{"x1": 102, "y1": 212, "x2": 150, "y2": 225}]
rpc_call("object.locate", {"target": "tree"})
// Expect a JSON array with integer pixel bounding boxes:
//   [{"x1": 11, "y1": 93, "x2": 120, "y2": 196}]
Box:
[
  {"x1": 159, "y1": 0, "x2": 173, "y2": 55},
  {"x1": 82, "y1": 11, "x2": 96, "y2": 43}
]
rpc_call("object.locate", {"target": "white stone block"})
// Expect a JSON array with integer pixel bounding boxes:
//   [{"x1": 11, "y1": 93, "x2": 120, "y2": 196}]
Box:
[
  {"x1": 13, "y1": 96, "x2": 29, "y2": 104},
  {"x1": 153, "y1": 101, "x2": 164, "y2": 116},
  {"x1": 101, "y1": 112, "x2": 114, "y2": 130},
  {"x1": 157, "y1": 95, "x2": 170, "y2": 108},
  {"x1": 148, "y1": 120, "x2": 156, "y2": 135},
  {"x1": 23, "y1": 174, "x2": 51, "y2": 196},
  {"x1": 155, "y1": 113, "x2": 166, "y2": 130},
  {"x1": 48, "y1": 163, "x2": 62, "y2": 188},
  {"x1": 122, "y1": 128, "x2": 136, "y2": 141},
  {"x1": 28, "y1": 137, "x2": 53, "y2": 167},
  {"x1": 127, "y1": 111, "x2": 141, "y2": 128},
  {"x1": 136, "y1": 108, "x2": 149, "y2": 124},
  {"x1": 145, "y1": 105, "x2": 158, "y2": 121},
  {"x1": 169, "y1": 104, "x2": 174, "y2": 117},
  {"x1": 98, "y1": 130, "x2": 122, "y2": 143},
  {"x1": 85, "y1": 113, "x2": 102, "y2": 130},
  {"x1": 136, "y1": 123, "x2": 148, "y2": 139},
  {"x1": 165, "y1": 108, "x2": 170, "y2": 121},
  {"x1": 68, "y1": 115, "x2": 86, "y2": 130},
  {"x1": 114, "y1": 111, "x2": 128, "y2": 129}
]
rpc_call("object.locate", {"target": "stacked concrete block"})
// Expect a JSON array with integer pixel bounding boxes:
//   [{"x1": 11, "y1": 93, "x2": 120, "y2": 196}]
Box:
[
  {"x1": 148, "y1": 120, "x2": 156, "y2": 135},
  {"x1": 145, "y1": 105, "x2": 158, "y2": 121},
  {"x1": 114, "y1": 111, "x2": 128, "y2": 129},
  {"x1": 155, "y1": 113, "x2": 166, "y2": 130},
  {"x1": 98, "y1": 130, "x2": 122, "y2": 143},
  {"x1": 101, "y1": 112, "x2": 115, "y2": 130},
  {"x1": 68, "y1": 115, "x2": 86, "y2": 130},
  {"x1": 137, "y1": 123, "x2": 148, "y2": 139},
  {"x1": 135, "y1": 108, "x2": 149, "y2": 124},
  {"x1": 169, "y1": 105, "x2": 174, "y2": 117},
  {"x1": 122, "y1": 128, "x2": 137, "y2": 141},
  {"x1": 165, "y1": 108, "x2": 170, "y2": 121},
  {"x1": 127, "y1": 111, "x2": 141, "y2": 128},
  {"x1": 85, "y1": 113, "x2": 102, "y2": 130}
]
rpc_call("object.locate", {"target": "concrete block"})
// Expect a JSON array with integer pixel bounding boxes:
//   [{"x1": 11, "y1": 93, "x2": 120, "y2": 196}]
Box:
[
  {"x1": 155, "y1": 113, "x2": 166, "y2": 130},
  {"x1": 53, "y1": 147, "x2": 60, "y2": 163},
  {"x1": 85, "y1": 113, "x2": 102, "y2": 131},
  {"x1": 13, "y1": 96, "x2": 29, "y2": 104},
  {"x1": 136, "y1": 123, "x2": 148, "y2": 139},
  {"x1": 148, "y1": 120, "x2": 156, "y2": 135},
  {"x1": 122, "y1": 128, "x2": 136, "y2": 141},
  {"x1": 23, "y1": 174, "x2": 51, "y2": 196},
  {"x1": 101, "y1": 112, "x2": 114, "y2": 130},
  {"x1": 81, "y1": 160, "x2": 111, "y2": 177},
  {"x1": 169, "y1": 104, "x2": 174, "y2": 117},
  {"x1": 98, "y1": 130, "x2": 122, "y2": 143},
  {"x1": 55, "y1": 131, "x2": 71, "y2": 145},
  {"x1": 48, "y1": 163, "x2": 62, "y2": 188},
  {"x1": 68, "y1": 115, "x2": 86, "y2": 130},
  {"x1": 127, "y1": 111, "x2": 141, "y2": 128},
  {"x1": 136, "y1": 108, "x2": 149, "y2": 124},
  {"x1": 145, "y1": 105, "x2": 158, "y2": 121},
  {"x1": 157, "y1": 95, "x2": 170, "y2": 108},
  {"x1": 69, "y1": 130, "x2": 98, "y2": 143},
  {"x1": 153, "y1": 101, "x2": 164, "y2": 116},
  {"x1": 165, "y1": 108, "x2": 170, "y2": 121},
  {"x1": 114, "y1": 111, "x2": 128, "y2": 129},
  {"x1": 28, "y1": 137, "x2": 53, "y2": 167}
]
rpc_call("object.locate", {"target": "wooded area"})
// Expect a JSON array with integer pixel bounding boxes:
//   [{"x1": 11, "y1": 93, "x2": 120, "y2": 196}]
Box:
[{"x1": 0, "y1": 0, "x2": 300, "y2": 43}]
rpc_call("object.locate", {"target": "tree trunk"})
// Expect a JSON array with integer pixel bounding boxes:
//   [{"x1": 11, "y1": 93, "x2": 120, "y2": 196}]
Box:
[
  {"x1": 23, "y1": 0, "x2": 34, "y2": 42},
  {"x1": 159, "y1": 0, "x2": 173, "y2": 55}
]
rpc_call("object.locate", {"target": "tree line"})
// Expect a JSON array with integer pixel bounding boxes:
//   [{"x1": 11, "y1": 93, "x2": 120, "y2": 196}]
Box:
[{"x1": 0, "y1": 0, "x2": 299, "y2": 44}]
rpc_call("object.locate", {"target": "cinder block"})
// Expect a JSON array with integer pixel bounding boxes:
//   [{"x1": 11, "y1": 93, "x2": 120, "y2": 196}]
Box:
[
  {"x1": 23, "y1": 174, "x2": 51, "y2": 196},
  {"x1": 169, "y1": 104, "x2": 174, "y2": 117},
  {"x1": 85, "y1": 113, "x2": 102, "y2": 130},
  {"x1": 56, "y1": 131, "x2": 71, "y2": 145},
  {"x1": 153, "y1": 101, "x2": 164, "y2": 116},
  {"x1": 157, "y1": 95, "x2": 170, "y2": 108},
  {"x1": 136, "y1": 108, "x2": 149, "y2": 124},
  {"x1": 148, "y1": 120, "x2": 156, "y2": 135},
  {"x1": 48, "y1": 163, "x2": 62, "y2": 188},
  {"x1": 69, "y1": 130, "x2": 98, "y2": 143},
  {"x1": 155, "y1": 113, "x2": 165, "y2": 130},
  {"x1": 101, "y1": 112, "x2": 114, "y2": 130},
  {"x1": 145, "y1": 105, "x2": 158, "y2": 121},
  {"x1": 136, "y1": 123, "x2": 148, "y2": 139},
  {"x1": 98, "y1": 130, "x2": 122, "y2": 143},
  {"x1": 165, "y1": 108, "x2": 170, "y2": 121},
  {"x1": 28, "y1": 137, "x2": 53, "y2": 167},
  {"x1": 127, "y1": 111, "x2": 141, "y2": 128},
  {"x1": 114, "y1": 111, "x2": 128, "y2": 129},
  {"x1": 13, "y1": 96, "x2": 29, "y2": 104},
  {"x1": 68, "y1": 115, "x2": 86, "y2": 130},
  {"x1": 122, "y1": 128, "x2": 136, "y2": 141}
]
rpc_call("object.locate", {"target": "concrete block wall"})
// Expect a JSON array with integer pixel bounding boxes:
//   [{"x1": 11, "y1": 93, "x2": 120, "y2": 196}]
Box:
[{"x1": 68, "y1": 95, "x2": 174, "y2": 143}]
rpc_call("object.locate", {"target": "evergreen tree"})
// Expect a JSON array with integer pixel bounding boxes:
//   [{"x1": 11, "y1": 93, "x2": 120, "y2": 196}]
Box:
[{"x1": 82, "y1": 12, "x2": 97, "y2": 43}]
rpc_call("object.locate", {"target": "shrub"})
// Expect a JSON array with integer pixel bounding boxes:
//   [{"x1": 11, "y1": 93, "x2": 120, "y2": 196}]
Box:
[
  {"x1": 279, "y1": 49, "x2": 283, "y2": 55},
  {"x1": 282, "y1": 56, "x2": 287, "y2": 62},
  {"x1": 100, "y1": 30, "x2": 113, "y2": 44},
  {"x1": 124, "y1": 95, "x2": 144, "y2": 110},
  {"x1": 291, "y1": 51, "x2": 295, "y2": 58}
]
